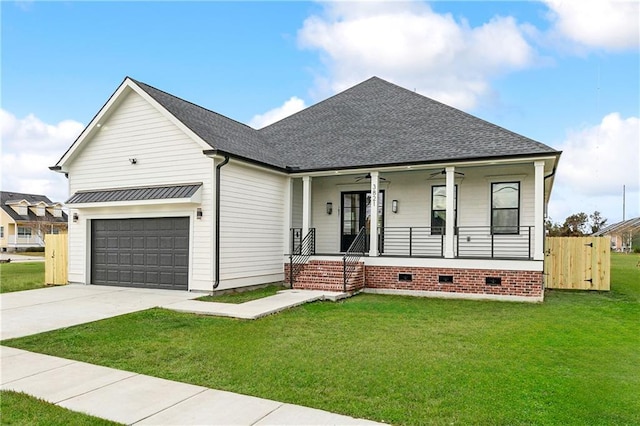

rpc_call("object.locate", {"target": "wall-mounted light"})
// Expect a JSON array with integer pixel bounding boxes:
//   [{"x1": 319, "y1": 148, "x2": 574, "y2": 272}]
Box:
[
  {"x1": 326, "y1": 202, "x2": 333, "y2": 215},
  {"x1": 392, "y1": 200, "x2": 398, "y2": 213},
  {"x1": 72, "y1": 212, "x2": 79, "y2": 222},
  {"x1": 129, "y1": 158, "x2": 137, "y2": 165},
  {"x1": 196, "y1": 208, "x2": 203, "y2": 220}
]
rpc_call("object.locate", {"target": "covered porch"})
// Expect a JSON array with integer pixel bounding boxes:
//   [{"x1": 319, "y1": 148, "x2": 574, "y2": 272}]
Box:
[{"x1": 285, "y1": 159, "x2": 552, "y2": 299}]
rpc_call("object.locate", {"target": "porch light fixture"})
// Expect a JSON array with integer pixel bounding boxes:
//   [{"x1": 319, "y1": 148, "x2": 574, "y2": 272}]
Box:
[
  {"x1": 72, "y1": 212, "x2": 79, "y2": 222},
  {"x1": 196, "y1": 208, "x2": 203, "y2": 219},
  {"x1": 326, "y1": 202, "x2": 333, "y2": 215},
  {"x1": 392, "y1": 200, "x2": 398, "y2": 213}
]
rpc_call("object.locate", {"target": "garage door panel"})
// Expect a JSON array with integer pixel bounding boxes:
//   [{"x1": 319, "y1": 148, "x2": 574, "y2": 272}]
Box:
[{"x1": 91, "y1": 217, "x2": 189, "y2": 290}]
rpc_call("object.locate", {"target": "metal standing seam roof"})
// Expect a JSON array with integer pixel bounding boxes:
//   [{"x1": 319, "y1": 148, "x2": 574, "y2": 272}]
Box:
[
  {"x1": 66, "y1": 184, "x2": 202, "y2": 204},
  {"x1": 592, "y1": 217, "x2": 640, "y2": 236}
]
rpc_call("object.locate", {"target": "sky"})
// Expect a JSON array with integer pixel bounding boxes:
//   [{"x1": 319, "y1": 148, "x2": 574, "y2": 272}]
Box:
[{"x1": 1, "y1": 0, "x2": 639, "y2": 226}]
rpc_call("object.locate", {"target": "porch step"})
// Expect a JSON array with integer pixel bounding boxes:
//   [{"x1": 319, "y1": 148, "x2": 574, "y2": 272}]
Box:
[{"x1": 293, "y1": 260, "x2": 365, "y2": 293}]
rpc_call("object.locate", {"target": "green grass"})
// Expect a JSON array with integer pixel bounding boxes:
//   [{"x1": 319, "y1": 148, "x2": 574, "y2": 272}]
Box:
[
  {"x1": 0, "y1": 391, "x2": 121, "y2": 425},
  {"x1": 0, "y1": 262, "x2": 45, "y2": 293},
  {"x1": 196, "y1": 283, "x2": 286, "y2": 303},
  {"x1": 3, "y1": 254, "x2": 639, "y2": 425}
]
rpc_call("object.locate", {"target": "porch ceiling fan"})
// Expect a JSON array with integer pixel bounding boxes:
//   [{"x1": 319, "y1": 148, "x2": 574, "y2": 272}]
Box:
[
  {"x1": 428, "y1": 169, "x2": 465, "y2": 179},
  {"x1": 354, "y1": 173, "x2": 389, "y2": 182}
]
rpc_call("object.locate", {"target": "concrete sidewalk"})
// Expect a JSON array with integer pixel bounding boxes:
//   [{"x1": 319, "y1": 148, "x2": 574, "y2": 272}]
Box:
[{"x1": 1, "y1": 346, "x2": 383, "y2": 425}]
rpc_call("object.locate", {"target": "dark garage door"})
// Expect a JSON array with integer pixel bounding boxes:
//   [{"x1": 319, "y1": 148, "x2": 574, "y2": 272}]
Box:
[{"x1": 91, "y1": 217, "x2": 189, "y2": 290}]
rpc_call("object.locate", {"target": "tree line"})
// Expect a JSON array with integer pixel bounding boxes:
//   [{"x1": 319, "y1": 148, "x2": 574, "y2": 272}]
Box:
[{"x1": 545, "y1": 211, "x2": 607, "y2": 237}]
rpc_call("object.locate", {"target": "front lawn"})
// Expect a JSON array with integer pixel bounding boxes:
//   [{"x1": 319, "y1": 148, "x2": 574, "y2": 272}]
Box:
[
  {"x1": 0, "y1": 262, "x2": 45, "y2": 293},
  {"x1": 0, "y1": 391, "x2": 121, "y2": 425},
  {"x1": 3, "y1": 254, "x2": 639, "y2": 425}
]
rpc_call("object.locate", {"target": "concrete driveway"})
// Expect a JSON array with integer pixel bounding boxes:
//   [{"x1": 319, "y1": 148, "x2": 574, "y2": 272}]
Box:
[{"x1": 0, "y1": 284, "x2": 201, "y2": 340}]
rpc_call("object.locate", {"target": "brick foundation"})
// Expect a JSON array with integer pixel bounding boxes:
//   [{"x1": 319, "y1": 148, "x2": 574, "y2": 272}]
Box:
[{"x1": 365, "y1": 266, "x2": 543, "y2": 298}]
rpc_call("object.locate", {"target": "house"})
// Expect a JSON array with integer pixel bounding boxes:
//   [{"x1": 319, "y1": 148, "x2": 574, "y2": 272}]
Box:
[
  {"x1": 593, "y1": 217, "x2": 640, "y2": 252},
  {"x1": 51, "y1": 77, "x2": 561, "y2": 301},
  {"x1": 1, "y1": 191, "x2": 68, "y2": 252}
]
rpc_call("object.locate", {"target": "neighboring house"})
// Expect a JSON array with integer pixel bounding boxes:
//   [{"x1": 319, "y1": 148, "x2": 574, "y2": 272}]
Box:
[
  {"x1": 1, "y1": 191, "x2": 68, "y2": 252},
  {"x1": 593, "y1": 217, "x2": 640, "y2": 252},
  {"x1": 51, "y1": 77, "x2": 561, "y2": 301}
]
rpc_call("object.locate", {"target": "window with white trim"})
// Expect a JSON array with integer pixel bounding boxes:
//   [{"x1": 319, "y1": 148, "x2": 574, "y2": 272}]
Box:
[
  {"x1": 17, "y1": 227, "x2": 32, "y2": 237},
  {"x1": 491, "y1": 182, "x2": 520, "y2": 234},
  {"x1": 0, "y1": 226, "x2": 4, "y2": 238}
]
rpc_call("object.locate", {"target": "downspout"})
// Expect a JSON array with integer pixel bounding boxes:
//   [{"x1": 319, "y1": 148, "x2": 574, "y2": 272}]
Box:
[{"x1": 213, "y1": 155, "x2": 230, "y2": 290}]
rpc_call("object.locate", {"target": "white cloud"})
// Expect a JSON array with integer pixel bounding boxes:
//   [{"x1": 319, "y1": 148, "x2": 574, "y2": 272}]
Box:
[
  {"x1": 1, "y1": 109, "x2": 83, "y2": 203},
  {"x1": 249, "y1": 96, "x2": 306, "y2": 129},
  {"x1": 549, "y1": 112, "x2": 639, "y2": 223},
  {"x1": 297, "y1": 1, "x2": 536, "y2": 109},
  {"x1": 544, "y1": 0, "x2": 639, "y2": 51}
]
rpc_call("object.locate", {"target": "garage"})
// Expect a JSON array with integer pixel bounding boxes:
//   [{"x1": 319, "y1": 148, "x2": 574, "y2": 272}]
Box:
[{"x1": 91, "y1": 217, "x2": 189, "y2": 290}]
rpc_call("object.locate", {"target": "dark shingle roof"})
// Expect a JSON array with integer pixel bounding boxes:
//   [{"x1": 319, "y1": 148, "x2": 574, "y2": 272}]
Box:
[
  {"x1": 66, "y1": 183, "x2": 202, "y2": 204},
  {"x1": 124, "y1": 76, "x2": 558, "y2": 172},
  {"x1": 259, "y1": 77, "x2": 559, "y2": 170},
  {"x1": 0, "y1": 191, "x2": 68, "y2": 223},
  {"x1": 131, "y1": 79, "x2": 286, "y2": 168}
]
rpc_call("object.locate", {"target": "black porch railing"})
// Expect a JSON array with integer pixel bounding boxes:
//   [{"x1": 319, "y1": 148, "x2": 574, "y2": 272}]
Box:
[
  {"x1": 289, "y1": 228, "x2": 315, "y2": 287},
  {"x1": 377, "y1": 226, "x2": 534, "y2": 259},
  {"x1": 456, "y1": 226, "x2": 533, "y2": 259},
  {"x1": 343, "y1": 227, "x2": 367, "y2": 292},
  {"x1": 379, "y1": 227, "x2": 444, "y2": 257}
]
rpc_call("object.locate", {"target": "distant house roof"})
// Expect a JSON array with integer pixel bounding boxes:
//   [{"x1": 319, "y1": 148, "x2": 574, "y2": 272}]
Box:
[
  {"x1": 593, "y1": 217, "x2": 640, "y2": 236},
  {"x1": 66, "y1": 183, "x2": 202, "y2": 204},
  {"x1": 130, "y1": 77, "x2": 560, "y2": 172},
  {"x1": 0, "y1": 191, "x2": 68, "y2": 223}
]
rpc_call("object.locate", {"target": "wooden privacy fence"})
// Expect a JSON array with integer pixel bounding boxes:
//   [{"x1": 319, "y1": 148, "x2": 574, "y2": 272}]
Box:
[
  {"x1": 544, "y1": 237, "x2": 610, "y2": 291},
  {"x1": 45, "y1": 234, "x2": 68, "y2": 286}
]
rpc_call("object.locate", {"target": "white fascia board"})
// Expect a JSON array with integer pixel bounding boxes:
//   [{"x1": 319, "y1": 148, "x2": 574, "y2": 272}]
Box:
[
  {"x1": 288, "y1": 155, "x2": 560, "y2": 178},
  {"x1": 57, "y1": 78, "x2": 211, "y2": 171}
]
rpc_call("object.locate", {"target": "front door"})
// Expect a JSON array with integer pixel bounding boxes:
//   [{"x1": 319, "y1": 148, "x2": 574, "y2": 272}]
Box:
[{"x1": 341, "y1": 191, "x2": 384, "y2": 252}]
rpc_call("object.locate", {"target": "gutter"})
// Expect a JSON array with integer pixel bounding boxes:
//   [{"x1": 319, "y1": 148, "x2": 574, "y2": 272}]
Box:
[{"x1": 213, "y1": 155, "x2": 230, "y2": 290}]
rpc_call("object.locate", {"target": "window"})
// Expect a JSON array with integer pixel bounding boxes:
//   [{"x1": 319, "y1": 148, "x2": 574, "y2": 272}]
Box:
[
  {"x1": 491, "y1": 182, "x2": 520, "y2": 234},
  {"x1": 431, "y1": 185, "x2": 457, "y2": 235},
  {"x1": 17, "y1": 227, "x2": 32, "y2": 237},
  {"x1": 0, "y1": 226, "x2": 3, "y2": 238}
]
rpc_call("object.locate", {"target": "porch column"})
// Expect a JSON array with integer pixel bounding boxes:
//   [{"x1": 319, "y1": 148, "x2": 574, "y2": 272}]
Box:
[
  {"x1": 302, "y1": 175, "x2": 312, "y2": 237},
  {"x1": 534, "y1": 161, "x2": 545, "y2": 260},
  {"x1": 444, "y1": 166, "x2": 455, "y2": 258},
  {"x1": 369, "y1": 171, "x2": 379, "y2": 257}
]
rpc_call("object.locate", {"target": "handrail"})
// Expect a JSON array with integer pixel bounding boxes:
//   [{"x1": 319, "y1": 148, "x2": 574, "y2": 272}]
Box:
[
  {"x1": 342, "y1": 227, "x2": 367, "y2": 292},
  {"x1": 289, "y1": 228, "x2": 315, "y2": 287}
]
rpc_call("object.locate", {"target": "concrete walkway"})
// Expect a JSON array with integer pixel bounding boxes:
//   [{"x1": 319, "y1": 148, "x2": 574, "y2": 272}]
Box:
[
  {"x1": 1, "y1": 284, "x2": 380, "y2": 425},
  {"x1": 1, "y1": 346, "x2": 383, "y2": 425},
  {"x1": 166, "y1": 289, "x2": 348, "y2": 319}
]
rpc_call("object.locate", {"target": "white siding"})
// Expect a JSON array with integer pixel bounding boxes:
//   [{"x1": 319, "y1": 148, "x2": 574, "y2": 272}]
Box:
[
  {"x1": 308, "y1": 163, "x2": 537, "y2": 254},
  {"x1": 66, "y1": 90, "x2": 214, "y2": 291},
  {"x1": 218, "y1": 162, "x2": 287, "y2": 289}
]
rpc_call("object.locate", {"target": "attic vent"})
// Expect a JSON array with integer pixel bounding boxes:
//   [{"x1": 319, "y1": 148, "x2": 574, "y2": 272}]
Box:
[{"x1": 438, "y1": 275, "x2": 454, "y2": 283}]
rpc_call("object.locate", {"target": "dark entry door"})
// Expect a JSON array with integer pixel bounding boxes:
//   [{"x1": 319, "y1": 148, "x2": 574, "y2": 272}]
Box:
[
  {"x1": 91, "y1": 217, "x2": 189, "y2": 290},
  {"x1": 341, "y1": 191, "x2": 384, "y2": 252}
]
